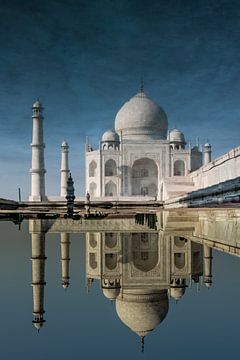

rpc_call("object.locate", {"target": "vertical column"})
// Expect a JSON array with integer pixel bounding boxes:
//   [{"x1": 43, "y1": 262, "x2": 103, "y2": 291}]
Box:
[
  {"x1": 30, "y1": 221, "x2": 47, "y2": 331},
  {"x1": 203, "y1": 244, "x2": 213, "y2": 288},
  {"x1": 60, "y1": 141, "x2": 70, "y2": 197},
  {"x1": 60, "y1": 233, "x2": 71, "y2": 288},
  {"x1": 29, "y1": 100, "x2": 46, "y2": 201}
]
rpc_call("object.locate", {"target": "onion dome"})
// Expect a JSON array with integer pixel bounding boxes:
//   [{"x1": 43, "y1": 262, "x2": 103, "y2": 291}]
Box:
[
  {"x1": 116, "y1": 290, "x2": 169, "y2": 337},
  {"x1": 102, "y1": 129, "x2": 119, "y2": 142},
  {"x1": 169, "y1": 129, "x2": 186, "y2": 144},
  {"x1": 115, "y1": 92, "x2": 168, "y2": 140}
]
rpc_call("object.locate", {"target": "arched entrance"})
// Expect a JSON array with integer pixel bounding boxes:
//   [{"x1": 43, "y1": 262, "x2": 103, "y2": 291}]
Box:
[
  {"x1": 131, "y1": 158, "x2": 158, "y2": 196},
  {"x1": 105, "y1": 181, "x2": 117, "y2": 196},
  {"x1": 105, "y1": 159, "x2": 117, "y2": 176},
  {"x1": 89, "y1": 182, "x2": 97, "y2": 197},
  {"x1": 174, "y1": 160, "x2": 185, "y2": 176}
]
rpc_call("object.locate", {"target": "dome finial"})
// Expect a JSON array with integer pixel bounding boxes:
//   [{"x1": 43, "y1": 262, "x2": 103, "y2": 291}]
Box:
[{"x1": 141, "y1": 336, "x2": 145, "y2": 353}]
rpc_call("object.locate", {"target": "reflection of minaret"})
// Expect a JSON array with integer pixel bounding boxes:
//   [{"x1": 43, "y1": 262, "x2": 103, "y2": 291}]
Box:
[
  {"x1": 29, "y1": 100, "x2": 46, "y2": 201},
  {"x1": 31, "y1": 229, "x2": 46, "y2": 331},
  {"x1": 203, "y1": 244, "x2": 213, "y2": 288},
  {"x1": 60, "y1": 141, "x2": 70, "y2": 197},
  {"x1": 60, "y1": 233, "x2": 71, "y2": 289}
]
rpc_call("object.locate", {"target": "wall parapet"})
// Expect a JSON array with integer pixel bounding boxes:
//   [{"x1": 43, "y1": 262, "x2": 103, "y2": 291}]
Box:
[{"x1": 189, "y1": 145, "x2": 240, "y2": 190}]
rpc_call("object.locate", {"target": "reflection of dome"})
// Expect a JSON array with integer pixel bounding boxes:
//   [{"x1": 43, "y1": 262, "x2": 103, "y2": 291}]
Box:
[
  {"x1": 102, "y1": 129, "x2": 119, "y2": 142},
  {"x1": 116, "y1": 290, "x2": 169, "y2": 337},
  {"x1": 33, "y1": 320, "x2": 45, "y2": 331},
  {"x1": 205, "y1": 282, "x2": 212, "y2": 289},
  {"x1": 169, "y1": 129, "x2": 185, "y2": 143},
  {"x1": 62, "y1": 282, "x2": 69, "y2": 289},
  {"x1": 102, "y1": 287, "x2": 120, "y2": 300},
  {"x1": 33, "y1": 322, "x2": 43, "y2": 330},
  {"x1": 169, "y1": 286, "x2": 186, "y2": 300},
  {"x1": 115, "y1": 92, "x2": 168, "y2": 140}
]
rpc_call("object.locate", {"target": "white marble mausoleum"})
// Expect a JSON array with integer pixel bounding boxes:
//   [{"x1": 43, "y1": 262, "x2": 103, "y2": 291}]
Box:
[{"x1": 85, "y1": 88, "x2": 210, "y2": 200}]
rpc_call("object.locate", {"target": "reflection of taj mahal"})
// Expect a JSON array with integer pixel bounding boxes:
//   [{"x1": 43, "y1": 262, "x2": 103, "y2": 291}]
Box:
[
  {"x1": 29, "y1": 218, "x2": 213, "y2": 342},
  {"x1": 85, "y1": 87, "x2": 210, "y2": 199}
]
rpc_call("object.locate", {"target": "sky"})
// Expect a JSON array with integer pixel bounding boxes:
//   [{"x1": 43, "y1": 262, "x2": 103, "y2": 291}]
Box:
[{"x1": 0, "y1": 0, "x2": 240, "y2": 200}]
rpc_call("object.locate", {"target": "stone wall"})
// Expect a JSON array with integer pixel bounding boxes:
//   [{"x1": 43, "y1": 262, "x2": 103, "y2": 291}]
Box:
[{"x1": 190, "y1": 146, "x2": 240, "y2": 190}]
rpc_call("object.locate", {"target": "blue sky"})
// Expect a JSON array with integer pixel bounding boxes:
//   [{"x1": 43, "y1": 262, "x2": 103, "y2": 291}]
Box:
[{"x1": 0, "y1": 0, "x2": 240, "y2": 199}]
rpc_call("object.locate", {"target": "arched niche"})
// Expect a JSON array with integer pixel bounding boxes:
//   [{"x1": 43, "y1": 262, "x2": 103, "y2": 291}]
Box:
[
  {"x1": 89, "y1": 233, "x2": 98, "y2": 248},
  {"x1": 132, "y1": 233, "x2": 159, "y2": 272},
  {"x1": 105, "y1": 253, "x2": 117, "y2": 270},
  {"x1": 105, "y1": 233, "x2": 118, "y2": 248},
  {"x1": 89, "y1": 253, "x2": 97, "y2": 269},
  {"x1": 105, "y1": 181, "x2": 117, "y2": 196},
  {"x1": 89, "y1": 182, "x2": 97, "y2": 197},
  {"x1": 105, "y1": 159, "x2": 117, "y2": 176},
  {"x1": 131, "y1": 158, "x2": 158, "y2": 196},
  {"x1": 174, "y1": 253, "x2": 185, "y2": 269},
  {"x1": 174, "y1": 236, "x2": 187, "y2": 248},
  {"x1": 89, "y1": 160, "x2": 97, "y2": 177},
  {"x1": 174, "y1": 160, "x2": 185, "y2": 176}
]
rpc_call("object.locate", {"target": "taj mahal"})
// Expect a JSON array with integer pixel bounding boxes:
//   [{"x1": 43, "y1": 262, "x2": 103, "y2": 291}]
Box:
[
  {"x1": 85, "y1": 86, "x2": 209, "y2": 200},
  {"x1": 29, "y1": 86, "x2": 240, "y2": 203}
]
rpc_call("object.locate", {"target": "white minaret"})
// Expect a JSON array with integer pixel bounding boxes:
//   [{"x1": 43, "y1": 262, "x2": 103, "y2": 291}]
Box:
[
  {"x1": 60, "y1": 141, "x2": 69, "y2": 197},
  {"x1": 29, "y1": 100, "x2": 46, "y2": 201},
  {"x1": 60, "y1": 233, "x2": 71, "y2": 289},
  {"x1": 31, "y1": 225, "x2": 46, "y2": 331},
  {"x1": 203, "y1": 142, "x2": 212, "y2": 165}
]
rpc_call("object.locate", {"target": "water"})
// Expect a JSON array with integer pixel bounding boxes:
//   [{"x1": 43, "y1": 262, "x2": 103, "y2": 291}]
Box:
[{"x1": 0, "y1": 210, "x2": 240, "y2": 359}]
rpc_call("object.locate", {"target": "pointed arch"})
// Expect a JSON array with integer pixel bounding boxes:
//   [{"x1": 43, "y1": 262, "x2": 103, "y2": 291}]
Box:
[
  {"x1": 89, "y1": 160, "x2": 97, "y2": 177},
  {"x1": 131, "y1": 158, "x2": 158, "y2": 196},
  {"x1": 174, "y1": 160, "x2": 185, "y2": 176},
  {"x1": 105, "y1": 159, "x2": 117, "y2": 176},
  {"x1": 105, "y1": 181, "x2": 117, "y2": 196},
  {"x1": 89, "y1": 182, "x2": 97, "y2": 197}
]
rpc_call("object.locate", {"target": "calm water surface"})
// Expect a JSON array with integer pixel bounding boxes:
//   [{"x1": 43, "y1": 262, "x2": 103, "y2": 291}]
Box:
[{"x1": 0, "y1": 211, "x2": 240, "y2": 359}]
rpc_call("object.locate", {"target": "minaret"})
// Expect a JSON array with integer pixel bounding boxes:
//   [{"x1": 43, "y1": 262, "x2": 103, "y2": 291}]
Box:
[
  {"x1": 60, "y1": 233, "x2": 71, "y2": 289},
  {"x1": 30, "y1": 221, "x2": 47, "y2": 331},
  {"x1": 60, "y1": 141, "x2": 70, "y2": 197},
  {"x1": 203, "y1": 244, "x2": 213, "y2": 288},
  {"x1": 203, "y1": 142, "x2": 212, "y2": 165},
  {"x1": 29, "y1": 100, "x2": 46, "y2": 201}
]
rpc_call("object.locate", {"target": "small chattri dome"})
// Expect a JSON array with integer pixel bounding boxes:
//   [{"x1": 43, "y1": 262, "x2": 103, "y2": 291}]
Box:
[
  {"x1": 169, "y1": 129, "x2": 186, "y2": 144},
  {"x1": 102, "y1": 287, "x2": 120, "y2": 300},
  {"x1": 61, "y1": 140, "x2": 68, "y2": 147},
  {"x1": 204, "y1": 142, "x2": 211, "y2": 147},
  {"x1": 102, "y1": 129, "x2": 119, "y2": 142},
  {"x1": 32, "y1": 99, "x2": 43, "y2": 108},
  {"x1": 115, "y1": 92, "x2": 168, "y2": 140}
]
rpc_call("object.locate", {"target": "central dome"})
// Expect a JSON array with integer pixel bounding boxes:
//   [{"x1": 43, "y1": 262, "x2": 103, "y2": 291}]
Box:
[{"x1": 115, "y1": 91, "x2": 168, "y2": 140}]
